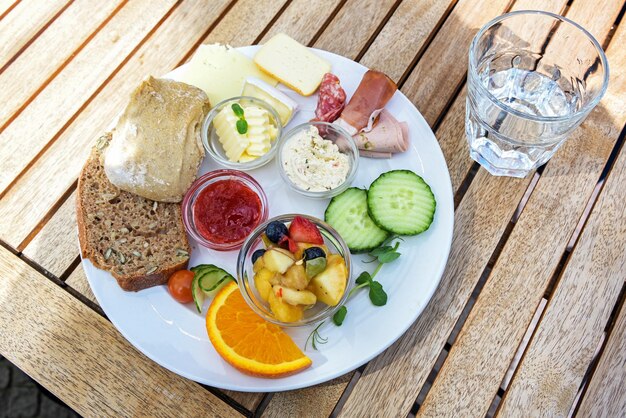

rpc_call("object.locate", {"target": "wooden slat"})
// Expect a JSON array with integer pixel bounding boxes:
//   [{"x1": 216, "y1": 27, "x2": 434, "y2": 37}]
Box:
[
  {"x1": 195, "y1": 0, "x2": 287, "y2": 46},
  {"x1": 431, "y1": 85, "x2": 471, "y2": 190},
  {"x1": 312, "y1": 0, "x2": 398, "y2": 60},
  {"x1": 0, "y1": 0, "x2": 19, "y2": 19},
  {"x1": 0, "y1": 0, "x2": 177, "y2": 200},
  {"x1": 262, "y1": 373, "x2": 352, "y2": 417},
  {"x1": 577, "y1": 298, "x2": 626, "y2": 417},
  {"x1": 0, "y1": 0, "x2": 125, "y2": 128},
  {"x1": 359, "y1": 0, "x2": 458, "y2": 82},
  {"x1": 399, "y1": 0, "x2": 511, "y2": 126},
  {"x1": 66, "y1": 264, "x2": 96, "y2": 304},
  {"x1": 0, "y1": 0, "x2": 229, "y2": 250},
  {"x1": 496, "y1": 23, "x2": 626, "y2": 415},
  {"x1": 336, "y1": 0, "x2": 569, "y2": 416},
  {"x1": 0, "y1": 247, "x2": 238, "y2": 417},
  {"x1": 22, "y1": 190, "x2": 77, "y2": 276},
  {"x1": 417, "y1": 1, "x2": 625, "y2": 415},
  {"x1": 259, "y1": 0, "x2": 343, "y2": 44},
  {"x1": 0, "y1": 0, "x2": 69, "y2": 69}
]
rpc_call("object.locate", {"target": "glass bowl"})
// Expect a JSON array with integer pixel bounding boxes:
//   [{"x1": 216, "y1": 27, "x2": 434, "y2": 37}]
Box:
[
  {"x1": 237, "y1": 214, "x2": 352, "y2": 327},
  {"x1": 182, "y1": 169, "x2": 269, "y2": 251},
  {"x1": 277, "y1": 121, "x2": 359, "y2": 199},
  {"x1": 202, "y1": 96, "x2": 283, "y2": 170}
]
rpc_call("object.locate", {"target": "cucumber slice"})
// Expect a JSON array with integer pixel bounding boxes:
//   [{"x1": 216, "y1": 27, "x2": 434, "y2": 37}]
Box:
[
  {"x1": 198, "y1": 269, "x2": 233, "y2": 293},
  {"x1": 191, "y1": 274, "x2": 204, "y2": 313},
  {"x1": 367, "y1": 170, "x2": 436, "y2": 235},
  {"x1": 325, "y1": 187, "x2": 389, "y2": 253},
  {"x1": 191, "y1": 264, "x2": 233, "y2": 312}
]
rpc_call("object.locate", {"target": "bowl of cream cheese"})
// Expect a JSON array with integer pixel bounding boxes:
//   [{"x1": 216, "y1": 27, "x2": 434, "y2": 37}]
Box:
[{"x1": 278, "y1": 122, "x2": 358, "y2": 198}]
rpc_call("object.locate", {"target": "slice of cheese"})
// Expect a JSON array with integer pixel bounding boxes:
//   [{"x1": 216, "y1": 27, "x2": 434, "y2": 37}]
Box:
[
  {"x1": 242, "y1": 77, "x2": 298, "y2": 125},
  {"x1": 254, "y1": 33, "x2": 331, "y2": 96},
  {"x1": 175, "y1": 44, "x2": 277, "y2": 106}
]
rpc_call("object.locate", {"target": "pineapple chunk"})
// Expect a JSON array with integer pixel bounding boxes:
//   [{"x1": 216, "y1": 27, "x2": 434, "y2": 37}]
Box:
[
  {"x1": 252, "y1": 256, "x2": 265, "y2": 273},
  {"x1": 254, "y1": 268, "x2": 274, "y2": 301},
  {"x1": 307, "y1": 254, "x2": 347, "y2": 306},
  {"x1": 262, "y1": 248, "x2": 295, "y2": 274},
  {"x1": 279, "y1": 263, "x2": 309, "y2": 290},
  {"x1": 273, "y1": 285, "x2": 316, "y2": 306},
  {"x1": 268, "y1": 290, "x2": 303, "y2": 322}
]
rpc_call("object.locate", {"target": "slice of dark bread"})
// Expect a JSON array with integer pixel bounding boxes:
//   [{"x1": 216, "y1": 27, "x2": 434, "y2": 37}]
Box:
[{"x1": 77, "y1": 133, "x2": 190, "y2": 291}]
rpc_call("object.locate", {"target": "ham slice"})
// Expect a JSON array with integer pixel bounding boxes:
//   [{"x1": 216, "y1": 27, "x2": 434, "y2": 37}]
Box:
[
  {"x1": 334, "y1": 70, "x2": 397, "y2": 135},
  {"x1": 352, "y1": 110, "x2": 409, "y2": 158}
]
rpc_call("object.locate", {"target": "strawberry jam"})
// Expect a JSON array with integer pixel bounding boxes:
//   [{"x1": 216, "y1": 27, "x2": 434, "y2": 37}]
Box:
[{"x1": 194, "y1": 179, "x2": 262, "y2": 245}]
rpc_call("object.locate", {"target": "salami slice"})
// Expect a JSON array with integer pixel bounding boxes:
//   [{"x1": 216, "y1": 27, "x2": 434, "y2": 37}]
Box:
[{"x1": 312, "y1": 73, "x2": 346, "y2": 123}]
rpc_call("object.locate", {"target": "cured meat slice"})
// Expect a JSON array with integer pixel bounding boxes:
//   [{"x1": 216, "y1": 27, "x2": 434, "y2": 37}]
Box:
[
  {"x1": 312, "y1": 73, "x2": 346, "y2": 123},
  {"x1": 335, "y1": 70, "x2": 397, "y2": 135},
  {"x1": 352, "y1": 110, "x2": 409, "y2": 158}
]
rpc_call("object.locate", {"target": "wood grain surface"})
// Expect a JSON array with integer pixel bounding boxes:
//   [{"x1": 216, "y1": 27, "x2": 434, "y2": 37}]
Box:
[
  {"x1": 0, "y1": 246, "x2": 237, "y2": 417},
  {"x1": 0, "y1": 0, "x2": 125, "y2": 129},
  {"x1": 0, "y1": 0, "x2": 69, "y2": 69},
  {"x1": 497, "y1": 20, "x2": 626, "y2": 417},
  {"x1": 259, "y1": 0, "x2": 343, "y2": 44},
  {"x1": 360, "y1": 0, "x2": 457, "y2": 82},
  {"x1": 313, "y1": 0, "x2": 398, "y2": 60},
  {"x1": 417, "y1": 1, "x2": 625, "y2": 415},
  {"x1": 22, "y1": 190, "x2": 77, "y2": 276},
  {"x1": 577, "y1": 297, "x2": 626, "y2": 417}
]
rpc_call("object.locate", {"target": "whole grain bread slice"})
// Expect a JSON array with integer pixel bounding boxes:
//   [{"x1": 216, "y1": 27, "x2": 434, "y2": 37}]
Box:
[{"x1": 77, "y1": 133, "x2": 190, "y2": 291}]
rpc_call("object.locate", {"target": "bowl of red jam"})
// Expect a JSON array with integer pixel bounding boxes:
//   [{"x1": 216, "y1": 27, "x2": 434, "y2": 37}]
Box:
[{"x1": 182, "y1": 170, "x2": 269, "y2": 251}]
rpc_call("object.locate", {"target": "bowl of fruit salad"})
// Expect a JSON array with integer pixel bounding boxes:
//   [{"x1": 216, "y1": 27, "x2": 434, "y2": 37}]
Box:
[
  {"x1": 237, "y1": 214, "x2": 352, "y2": 327},
  {"x1": 202, "y1": 96, "x2": 283, "y2": 170}
]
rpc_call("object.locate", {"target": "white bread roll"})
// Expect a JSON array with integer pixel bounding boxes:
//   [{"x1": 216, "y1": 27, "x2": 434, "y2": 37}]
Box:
[{"x1": 104, "y1": 77, "x2": 210, "y2": 202}]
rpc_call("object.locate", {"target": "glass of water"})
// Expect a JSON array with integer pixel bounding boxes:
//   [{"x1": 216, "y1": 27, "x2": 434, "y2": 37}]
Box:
[{"x1": 466, "y1": 10, "x2": 609, "y2": 177}]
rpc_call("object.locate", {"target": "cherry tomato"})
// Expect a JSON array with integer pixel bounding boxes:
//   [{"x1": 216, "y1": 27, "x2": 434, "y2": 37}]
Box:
[{"x1": 168, "y1": 270, "x2": 194, "y2": 303}]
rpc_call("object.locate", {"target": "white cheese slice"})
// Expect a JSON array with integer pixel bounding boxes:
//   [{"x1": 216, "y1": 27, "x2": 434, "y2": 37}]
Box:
[
  {"x1": 242, "y1": 77, "x2": 298, "y2": 125},
  {"x1": 174, "y1": 44, "x2": 277, "y2": 106}
]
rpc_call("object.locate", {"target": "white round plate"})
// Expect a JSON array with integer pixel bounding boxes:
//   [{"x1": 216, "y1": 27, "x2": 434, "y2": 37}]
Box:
[{"x1": 81, "y1": 46, "x2": 454, "y2": 392}]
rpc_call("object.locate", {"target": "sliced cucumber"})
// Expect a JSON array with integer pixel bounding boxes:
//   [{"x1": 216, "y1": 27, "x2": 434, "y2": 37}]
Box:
[
  {"x1": 367, "y1": 170, "x2": 436, "y2": 235},
  {"x1": 190, "y1": 264, "x2": 235, "y2": 313},
  {"x1": 324, "y1": 187, "x2": 389, "y2": 253},
  {"x1": 191, "y1": 274, "x2": 205, "y2": 313},
  {"x1": 198, "y1": 269, "x2": 233, "y2": 293}
]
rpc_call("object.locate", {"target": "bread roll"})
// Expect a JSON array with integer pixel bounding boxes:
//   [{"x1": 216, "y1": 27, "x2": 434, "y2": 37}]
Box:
[{"x1": 104, "y1": 77, "x2": 210, "y2": 202}]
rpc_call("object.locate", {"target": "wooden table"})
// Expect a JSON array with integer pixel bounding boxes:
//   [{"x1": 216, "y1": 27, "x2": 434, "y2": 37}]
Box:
[{"x1": 1, "y1": 0, "x2": 625, "y2": 416}]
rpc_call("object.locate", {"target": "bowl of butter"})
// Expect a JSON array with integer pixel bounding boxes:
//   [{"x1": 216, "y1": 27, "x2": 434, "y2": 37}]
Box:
[{"x1": 202, "y1": 96, "x2": 283, "y2": 170}]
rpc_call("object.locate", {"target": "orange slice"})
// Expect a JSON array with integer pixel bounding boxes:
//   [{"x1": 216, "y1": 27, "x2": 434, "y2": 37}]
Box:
[{"x1": 206, "y1": 281, "x2": 312, "y2": 378}]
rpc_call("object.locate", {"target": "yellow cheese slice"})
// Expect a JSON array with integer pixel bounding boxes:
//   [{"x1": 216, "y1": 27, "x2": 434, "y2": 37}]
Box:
[
  {"x1": 254, "y1": 33, "x2": 331, "y2": 96},
  {"x1": 175, "y1": 44, "x2": 277, "y2": 106}
]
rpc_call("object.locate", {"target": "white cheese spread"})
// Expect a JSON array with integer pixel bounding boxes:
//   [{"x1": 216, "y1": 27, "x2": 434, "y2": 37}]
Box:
[{"x1": 282, "y1": 126, "x2": 350, "y2": 192}]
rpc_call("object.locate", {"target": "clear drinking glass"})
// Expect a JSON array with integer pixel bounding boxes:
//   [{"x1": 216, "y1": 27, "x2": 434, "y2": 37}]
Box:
[{"x1": 466, "y1": 10, "x2": 609, "y2": 177}]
